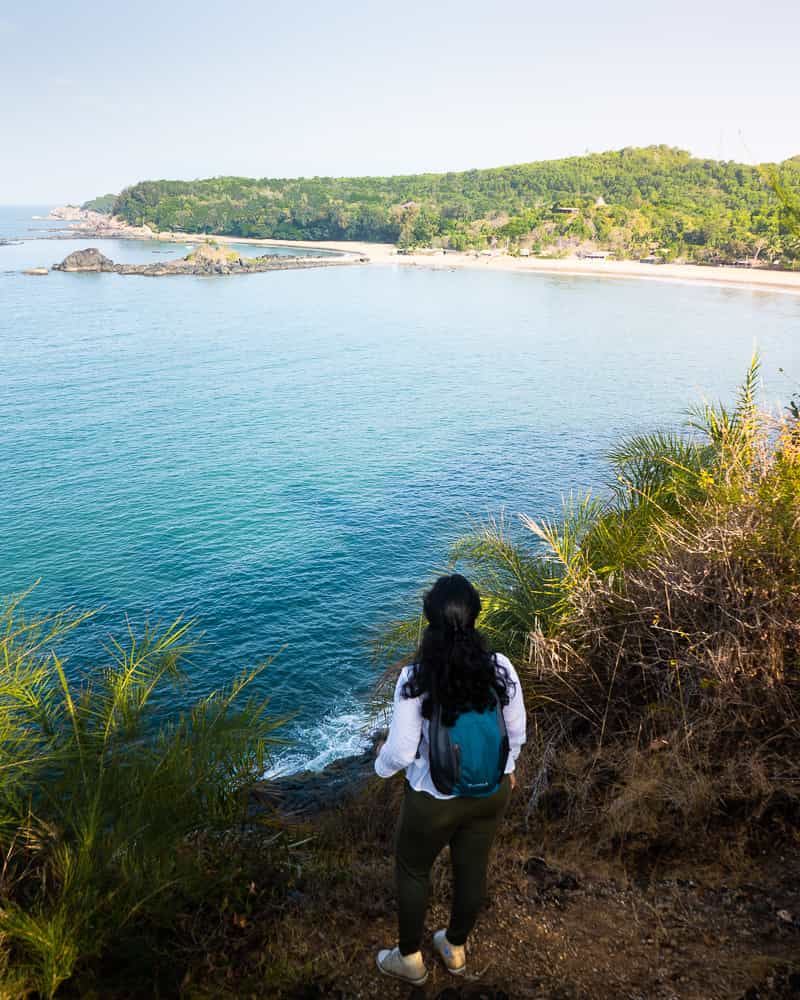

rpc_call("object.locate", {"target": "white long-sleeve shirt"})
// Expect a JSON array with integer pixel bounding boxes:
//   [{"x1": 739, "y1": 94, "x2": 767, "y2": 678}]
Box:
[{"x1": 374, "y1": 653, "x2": 526, "y2": 800}]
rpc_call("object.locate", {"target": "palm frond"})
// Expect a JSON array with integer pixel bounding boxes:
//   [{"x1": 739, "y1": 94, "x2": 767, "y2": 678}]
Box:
[
  {"x1": 735, "y1": 352, "x2": 761, "y2": 425},
  {"x1": 521, "y1": 493, "x2": 602, "y2": 571},
  {"x1": 608, "y1": 430, "x2": 710, "y2": 505}
]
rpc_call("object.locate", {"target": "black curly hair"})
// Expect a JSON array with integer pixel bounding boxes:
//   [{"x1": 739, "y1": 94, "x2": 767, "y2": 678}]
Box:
[{"x1": 401, "y1": 574, "x2": 513, "y2": 726}]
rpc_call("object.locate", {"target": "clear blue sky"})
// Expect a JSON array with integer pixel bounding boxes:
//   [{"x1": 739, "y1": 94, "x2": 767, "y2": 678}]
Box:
[{"x1": 2, "y1": 0, "x2": 798, "y2": 203}]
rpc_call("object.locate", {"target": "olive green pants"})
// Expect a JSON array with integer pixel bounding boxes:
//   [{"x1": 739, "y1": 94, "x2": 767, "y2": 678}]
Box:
[{"x1": 395, "y1": 776, "x2": 512, "y2": 955}]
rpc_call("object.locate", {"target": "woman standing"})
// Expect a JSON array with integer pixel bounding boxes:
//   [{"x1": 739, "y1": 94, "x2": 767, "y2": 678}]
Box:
[{"x1": 374, "y1": 574, "x2": 526, "y2": 985}]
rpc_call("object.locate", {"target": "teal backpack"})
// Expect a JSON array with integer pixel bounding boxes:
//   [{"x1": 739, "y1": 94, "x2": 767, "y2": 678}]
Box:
[{"x1": 428, "y1": 689, "x2": 509, "y2": 798}]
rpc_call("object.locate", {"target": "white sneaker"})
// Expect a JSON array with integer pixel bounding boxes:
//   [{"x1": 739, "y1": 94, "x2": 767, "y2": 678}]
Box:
[
  {"x1": 433, "y1": 929, "x2": 466, "y2": 975},
  {"x1": 376, "y1": 946, "x2": 429, "y2": 985}
]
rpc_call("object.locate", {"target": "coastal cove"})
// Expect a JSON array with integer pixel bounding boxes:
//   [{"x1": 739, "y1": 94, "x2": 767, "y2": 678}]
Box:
[
  {"x1": 2, "y1": 205, "x2": 800, "y2": 776},
  {"x1": 33, "y1": 208, "x2": 800, "y2": 294}
]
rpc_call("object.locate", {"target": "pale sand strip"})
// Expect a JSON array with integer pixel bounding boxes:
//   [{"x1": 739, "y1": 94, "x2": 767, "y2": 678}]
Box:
[
  {"x1": 173, "y1": 234, "x2": 800, "y2": 295},
  {"x1": 77, "y1": 222, "x2": 800, "y2": 296}
]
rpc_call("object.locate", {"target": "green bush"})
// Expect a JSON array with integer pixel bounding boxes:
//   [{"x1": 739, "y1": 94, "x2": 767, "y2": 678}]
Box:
[{"x1": 0, "y1": 599, "x2": 286, "y2": 997}]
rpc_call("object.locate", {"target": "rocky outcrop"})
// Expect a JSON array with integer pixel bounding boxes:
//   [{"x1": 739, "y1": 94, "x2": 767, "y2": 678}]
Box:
[
  {"x1": 249, "y1": 732, "x2": 385, "y2": 816},
  {"x1": 54, "y1": 248, "x2": 116, "y2": 271},
  {"x1": 46, "y1": 208, "x2": 155, "y2": 239},
  {"x1": 53, "y1": 245, "x2": 366, "y2": 277},
  {"x1": 47, "y1": 205, "x2": 87, "y2": 221}
]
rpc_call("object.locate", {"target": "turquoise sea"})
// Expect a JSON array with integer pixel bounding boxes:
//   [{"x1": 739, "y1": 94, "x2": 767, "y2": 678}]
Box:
[{"x1": 2, "y1": 205, "x2": 799, "y2": 771}]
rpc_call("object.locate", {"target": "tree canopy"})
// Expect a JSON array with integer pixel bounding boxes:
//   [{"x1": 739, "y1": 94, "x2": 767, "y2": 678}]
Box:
[
  {"x1": 110, "y1": 146, "x2": 800, "y2": 263},
  {"x1": 81, "y1": 193, "x2": 117, "y2": 213}
]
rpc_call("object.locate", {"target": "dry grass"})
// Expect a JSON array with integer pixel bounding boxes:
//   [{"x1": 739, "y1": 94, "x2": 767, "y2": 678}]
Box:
[{"x1": 512, "y1": 451, "x2": 800, "y2": 861}]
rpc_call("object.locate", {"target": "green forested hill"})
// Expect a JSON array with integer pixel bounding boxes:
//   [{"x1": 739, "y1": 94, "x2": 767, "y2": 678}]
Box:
[
  {"x1": 82, "y1": 193, "x2": 117, "y2": 213},
  {"x1": 112, "y1": 146, "x2": 800, "y2": 262}
]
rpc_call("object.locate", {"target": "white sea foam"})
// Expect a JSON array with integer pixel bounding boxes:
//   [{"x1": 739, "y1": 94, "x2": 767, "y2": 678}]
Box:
[{"x1": 263, "y1": 705, "x2": 378, "y2": 777}]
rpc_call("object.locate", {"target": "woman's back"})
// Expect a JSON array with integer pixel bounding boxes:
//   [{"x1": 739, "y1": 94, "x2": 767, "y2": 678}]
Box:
[{"x1": 375, "y1": 653, "x2": 526, "y2": 799}]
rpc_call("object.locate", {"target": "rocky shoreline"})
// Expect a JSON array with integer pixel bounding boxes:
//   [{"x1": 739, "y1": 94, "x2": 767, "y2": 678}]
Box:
[
  {"x1": 47, "y1": 205, "x2": 153, "y2": 238},
  {"x1": 251, "y1": 736, "x2": 381, "y2": 816},
  {"x1": 53, "y1": 245, "x2": 366, "y2": 277}
]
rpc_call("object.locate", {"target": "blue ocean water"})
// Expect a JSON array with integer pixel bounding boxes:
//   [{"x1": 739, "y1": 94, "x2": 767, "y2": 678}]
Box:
[{"x1": 2, "y1": 205, "x2": 799, "y2": 771}]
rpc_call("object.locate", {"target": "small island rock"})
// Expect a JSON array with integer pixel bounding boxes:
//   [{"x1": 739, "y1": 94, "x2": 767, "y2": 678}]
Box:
[
  {"x1": 54, "y1": 248, "x2": 116, "y2": 272},
  {"x1": 52, "y1": 244, "x2": 364, "y2": 277}
]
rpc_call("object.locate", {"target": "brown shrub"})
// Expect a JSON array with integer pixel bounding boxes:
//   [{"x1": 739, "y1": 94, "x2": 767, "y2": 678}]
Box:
[{"x1": 514, "y1": 479, "x2": 800, "y2": 860}]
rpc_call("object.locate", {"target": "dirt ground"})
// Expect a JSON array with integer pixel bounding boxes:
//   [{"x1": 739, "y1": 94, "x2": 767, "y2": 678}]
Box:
[
  {"x1": 186, "y1": 815, "x2": 800, "y2": 1000},
  {"x1": 298, "y1": 861, "x2": 798, "y2": 999}
]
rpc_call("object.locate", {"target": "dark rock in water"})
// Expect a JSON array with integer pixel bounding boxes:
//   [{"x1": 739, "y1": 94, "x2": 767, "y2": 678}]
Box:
[
  {"x1": 250, "y1": 732, "x2": 385, "y2": 816},
  {"x1": 53, "y1": 244, "x2": 366, "y2": 277},
  {"x1": 54, "y1": 248, "x2": 116, "y2": 271}
]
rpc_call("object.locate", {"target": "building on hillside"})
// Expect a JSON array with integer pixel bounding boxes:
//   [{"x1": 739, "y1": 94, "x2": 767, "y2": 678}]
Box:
[
  {"x1": 594, "y1": 196, "x2": 607, "y2": 207},
  {"x1": 553, "y1": 204, "x2": 579, "y2": 214}
]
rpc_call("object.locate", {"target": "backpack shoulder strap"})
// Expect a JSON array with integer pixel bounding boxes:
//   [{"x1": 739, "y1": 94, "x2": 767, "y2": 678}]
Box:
[
  {"x1": 492, "y1": 654, "x2": 510, "y2": 778},
  {"x1": 428, "y1": 700, "x2": 458, "y2": 795}
]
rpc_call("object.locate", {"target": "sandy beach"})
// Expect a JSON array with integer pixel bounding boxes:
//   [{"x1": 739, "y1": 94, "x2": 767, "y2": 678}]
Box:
[
  {"x1": 54, "y1": 215, "x2": 800, "y2": 295},
  {"x1": 157, "y1": 231, "x2": 800, "y2": 295}
]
